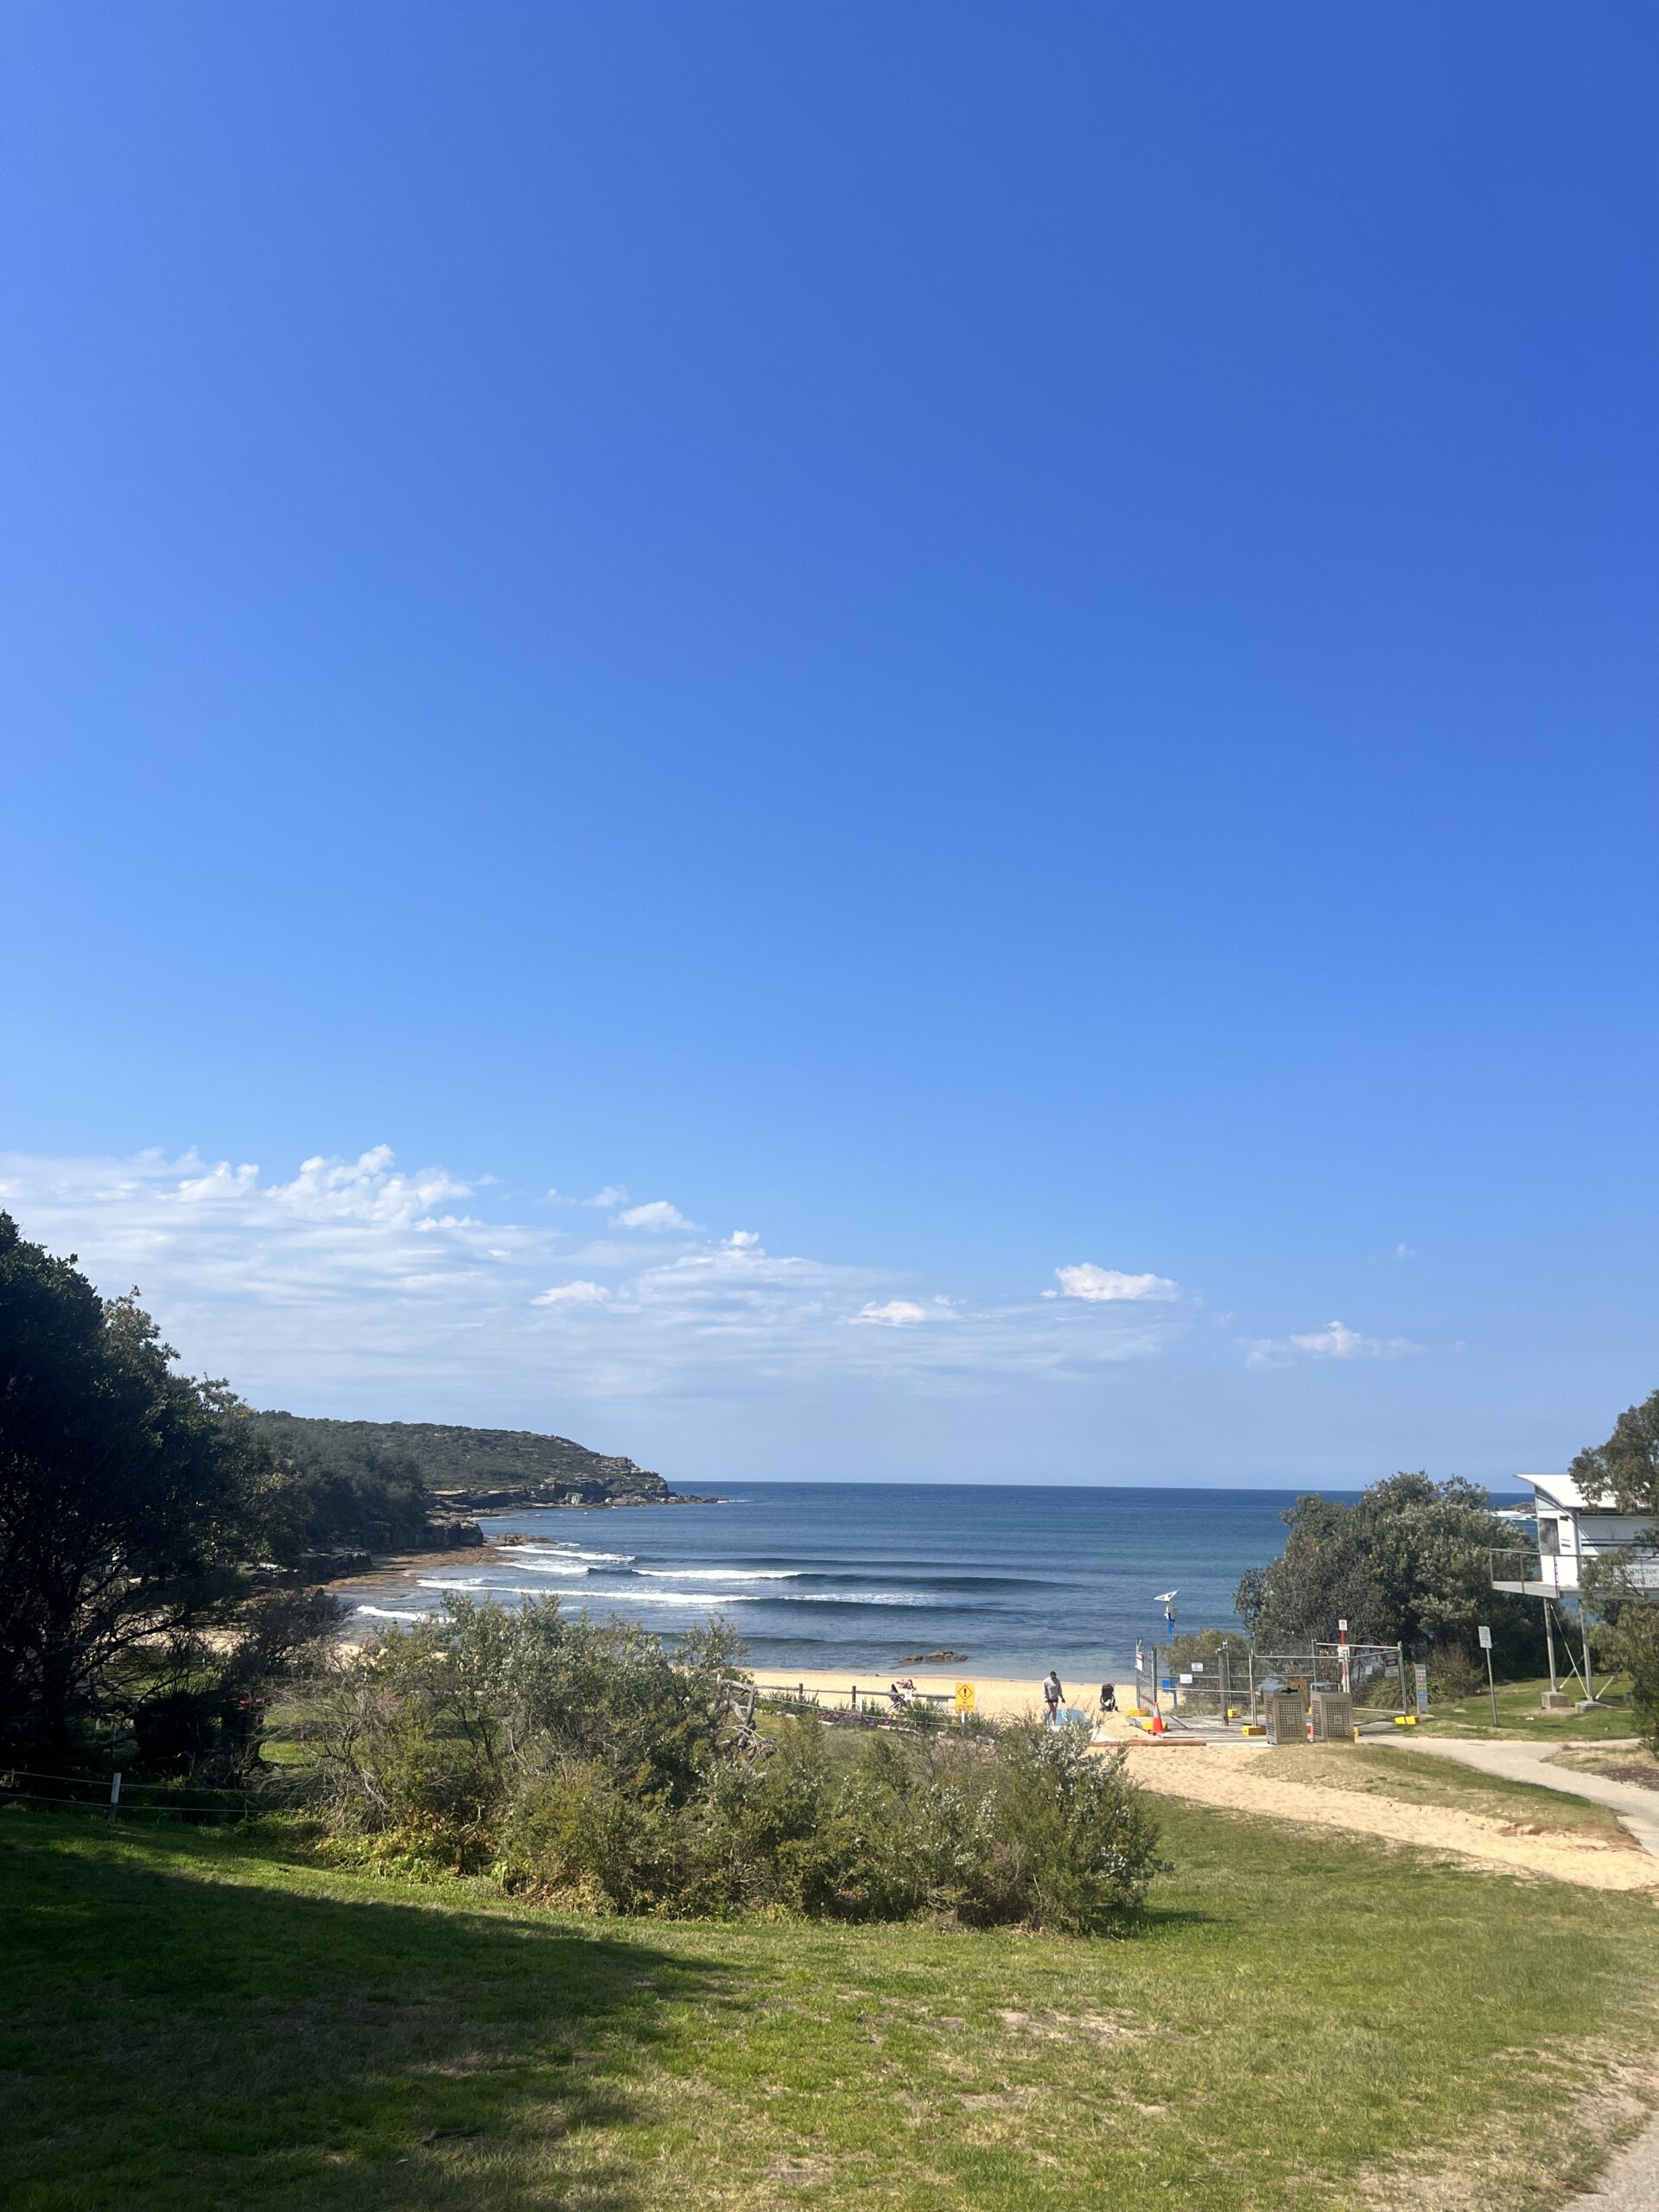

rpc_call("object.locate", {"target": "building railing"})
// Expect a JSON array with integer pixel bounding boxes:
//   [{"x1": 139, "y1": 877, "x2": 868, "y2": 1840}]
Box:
[{"x1": 1491, "y1": 1544, "x2": 1659, "y2": 1596}]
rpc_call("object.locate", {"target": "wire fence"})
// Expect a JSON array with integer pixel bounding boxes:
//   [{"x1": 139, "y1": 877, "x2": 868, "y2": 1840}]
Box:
[
  {"x1": 0, "y1": 1766, "x2": 251, "y2": 1824},
  {"x1": 1131, "y1": 1640, "x2": 1410, "y2": 1732}
]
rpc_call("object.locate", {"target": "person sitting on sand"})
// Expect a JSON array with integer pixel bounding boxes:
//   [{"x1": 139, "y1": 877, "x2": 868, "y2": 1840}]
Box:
[
  {"x1": 1099, "y1": 1681, "x2": 1117, "y2": 1715},
  {"x1": 1042, "y1": 1670, "x2": 1064, "y2": 1724}
]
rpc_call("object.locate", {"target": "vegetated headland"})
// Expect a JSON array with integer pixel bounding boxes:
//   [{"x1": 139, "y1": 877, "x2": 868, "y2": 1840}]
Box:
[
  {"x1": 245, "y1": 1409, "x2": 721, "y2": 1581},
  {"x1": 254, "y1": 1412, "x2": 721, "y2": 1511}
]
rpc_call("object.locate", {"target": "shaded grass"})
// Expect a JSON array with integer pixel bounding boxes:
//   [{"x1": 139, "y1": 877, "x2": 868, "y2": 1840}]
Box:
[
  {"x1": 3, "y1": 1798, "x2": 1658, "y2": 2210},
  {"x1": 1252, "y1": 1745, "x2": 1627, "y2": 1833}
]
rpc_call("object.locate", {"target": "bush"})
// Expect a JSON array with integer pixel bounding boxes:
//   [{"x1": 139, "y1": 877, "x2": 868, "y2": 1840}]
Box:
[{"x1": 293, "y1": 1600, "x2": 1166, "y2": 1933}]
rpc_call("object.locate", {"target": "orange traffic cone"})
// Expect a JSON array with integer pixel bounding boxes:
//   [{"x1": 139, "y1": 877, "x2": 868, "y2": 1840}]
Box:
[{"x1": 1149, "y1": 1710, "x2": 1166, "y2": 1734}]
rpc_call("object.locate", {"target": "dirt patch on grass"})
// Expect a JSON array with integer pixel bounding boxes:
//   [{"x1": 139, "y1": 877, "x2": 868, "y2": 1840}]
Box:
[
  {"x1": 1554, "y1": 1745, "x2": 1659, "y2": 1793},
  {"x1": 993, "y1": 2007, "x2": 1149, "y2": 2044},
  {"x1": 1124, "y1": 1747, "x2": 1659, "y2": 1891}
]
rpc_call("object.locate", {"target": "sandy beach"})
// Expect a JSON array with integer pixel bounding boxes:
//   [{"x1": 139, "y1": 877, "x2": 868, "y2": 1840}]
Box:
[{"x1": 747, "y1": 1664, "x2": 1132, "y2": 1722}]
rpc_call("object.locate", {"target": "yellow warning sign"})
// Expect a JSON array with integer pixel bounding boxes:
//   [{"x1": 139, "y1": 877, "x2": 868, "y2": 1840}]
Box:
[{"x1": 955, "y1": 1681, "x2": 976, "y2": 1713}]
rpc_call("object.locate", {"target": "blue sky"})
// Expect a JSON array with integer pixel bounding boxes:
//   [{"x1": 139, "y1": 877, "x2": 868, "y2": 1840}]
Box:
[{"x1": 2, "y1": 4, "x2": 1654, "y2": 1487}]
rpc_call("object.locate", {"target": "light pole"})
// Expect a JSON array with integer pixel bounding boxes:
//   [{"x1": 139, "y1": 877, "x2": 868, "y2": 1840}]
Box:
[{"x1": 1155, "y1": 1590, "x2": 1178, "y2": 1720}]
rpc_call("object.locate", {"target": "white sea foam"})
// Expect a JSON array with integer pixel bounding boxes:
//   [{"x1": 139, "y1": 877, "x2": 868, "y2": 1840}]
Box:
[
  {"x1": 354, "y1": 1605, "x2": 424, "y2": 1622},
  {"x1": 776, "y1": 1592, "x2": 937, "y2": 1607},
  {"x1": 416, "y1": 1577, "x2": 488, "y2": 1590},
  {"x1": 500, "y1": 1543, "x2": 634, "y2": 1567},
  {"x1": 635, "y1": 1567, "x2": 802, "y2": 1581},
  {"x1": 580, "y1": 1586, "x2": 758, "y2": 1606}
]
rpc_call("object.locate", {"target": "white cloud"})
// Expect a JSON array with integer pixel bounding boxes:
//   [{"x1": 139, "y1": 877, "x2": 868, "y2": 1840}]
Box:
[
  {"x1": 1395, "y1": 1243, "x2": 1415, "y2": 1261},
  {"x1": 615, "y1": 1200, "x2": 696, "y2": 1232},
  {"x1": 850, "y1": 1300, "x2": 928, "y2": 1327},
  {"x1": 1245, "y1": 1319, "x2": 1423, "y2": 1370},
  {"x1": 0, "y1": 1145, "x2": 1188, "y2": 1416},
  {"x1": 1055, "y1": 1262, "x2": 1180, "y2": 1304},
  {"x1": 547, "y1": 1184, "x2": 630, "y2": 1208}
]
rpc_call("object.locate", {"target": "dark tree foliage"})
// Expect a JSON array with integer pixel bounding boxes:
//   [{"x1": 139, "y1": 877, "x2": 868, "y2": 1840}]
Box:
[
  {"x1": 1234, "y1": 1471, "x2": 1547, "y2": 1678},
  {"x1": 0, "y1": 1212, "x2": 302, "y2": 1752},
  {"x1": 1573, "y1": 1389, "x2": 1659, "y2": 1748},
  {"x1": 246, "y1": 1417, "x2": 433, "y2": 1548},
  {"x1": 1570, "y1": 1389, "x2": 1659, "y2": 1519}
]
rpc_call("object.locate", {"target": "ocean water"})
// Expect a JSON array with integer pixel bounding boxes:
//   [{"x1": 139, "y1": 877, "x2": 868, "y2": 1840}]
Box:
[{"x1": 340, "y1": 1481, "x2": 1333, "y2": 1676}]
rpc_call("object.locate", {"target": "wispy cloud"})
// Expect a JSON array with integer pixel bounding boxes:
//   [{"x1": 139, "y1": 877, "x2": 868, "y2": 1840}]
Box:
[
  {"x1": 614, "y1": 1199, "x2": 696, "y2": 1233},
  {"x1": 1051, "y1": 1262, "x2": 1180, "y2": 1304},
  {"x1": 0, "y1": 1147, "x2": 1190, "y2": 1415},
  {"x1": 547, "y1": 1184, "x2": 630, "y2": 1209},
  {"x1": 1244, "y1": 1319, "x2": 1423, "y2": 1370}
]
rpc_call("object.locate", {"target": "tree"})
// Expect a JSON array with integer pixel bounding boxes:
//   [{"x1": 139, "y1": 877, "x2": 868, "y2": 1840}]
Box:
[
  {"x1": 246, "y1": 1415, "x2": 433, "y2": 1549},
  {"x1": 1573, "y1": 1389, "x2": 1659, "y2": 1748},
  {"x1": 0, "y1": 1212, "x2": 301, "y2": 1753},
  {"x1": 1235, "y1": 1471, "x2": 1546, "y2": 1679},
  {"x1": 1570, "y1": 1389, "x2": 1659, "y2": 1517}
]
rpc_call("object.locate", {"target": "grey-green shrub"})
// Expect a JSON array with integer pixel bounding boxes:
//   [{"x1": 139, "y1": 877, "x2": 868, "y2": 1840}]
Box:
[{"x1": 296, "y1": 1598, "x2": 1165, "y2": 1932}]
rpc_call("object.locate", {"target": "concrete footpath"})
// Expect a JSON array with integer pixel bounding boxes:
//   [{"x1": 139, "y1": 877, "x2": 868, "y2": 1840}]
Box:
[
  {"x1": 1382, "y1": 1734, "x2": 1659, "y2": 1859},
  {"x1": 1560, "y1": 2111, "x2": 1659, "y2": 2210}
]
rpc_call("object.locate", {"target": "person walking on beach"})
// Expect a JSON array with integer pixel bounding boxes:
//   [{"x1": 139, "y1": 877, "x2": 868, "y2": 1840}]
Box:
[{"x1": 1042, "y1": 1670, "x2": 1064, "y2": 1725}]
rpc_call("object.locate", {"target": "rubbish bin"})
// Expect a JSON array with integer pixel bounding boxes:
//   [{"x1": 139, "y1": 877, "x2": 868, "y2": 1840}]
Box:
[
  {"x1": 1310, "y1": 1691, "x2": 1353, "y2": 1742},
  {"x1": 1267, "y1": 1692, "x2": 1307, "y2": 1745}
]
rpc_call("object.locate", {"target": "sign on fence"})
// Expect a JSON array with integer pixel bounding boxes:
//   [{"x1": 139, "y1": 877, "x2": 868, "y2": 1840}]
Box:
[{"x1": 954, "y1": 1681, "x2": 976, "y2": 1714}]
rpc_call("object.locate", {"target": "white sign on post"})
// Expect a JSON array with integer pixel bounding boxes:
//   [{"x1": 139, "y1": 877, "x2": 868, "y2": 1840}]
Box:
[{"x1": 1477, "y1": 1624, "x2": 1493, "y2": 1650}]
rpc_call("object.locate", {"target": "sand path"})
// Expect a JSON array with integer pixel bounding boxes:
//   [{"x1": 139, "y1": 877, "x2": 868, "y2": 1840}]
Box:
[
  {"x1": 1117, "y1": 1742, "x2": 1659, "y2": 1892},
  {"x1": 1380, "y1": 1735, "x2": 1659, "y2": 1859}
]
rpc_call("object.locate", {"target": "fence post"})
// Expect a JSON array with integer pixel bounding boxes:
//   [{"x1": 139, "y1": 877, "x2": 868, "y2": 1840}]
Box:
[
  {"x1": 108, "y1": 1770, "x2": 122, "y2": 1822},
  {"x1": 1395, "y1": 1643, "x2": 1406, "y2": 1717}
]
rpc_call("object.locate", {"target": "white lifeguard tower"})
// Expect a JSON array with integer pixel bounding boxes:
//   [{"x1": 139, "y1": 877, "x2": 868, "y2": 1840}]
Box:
[{"x1": 1491, "y1": 1472, "x2": 1659, "y2": 1704}]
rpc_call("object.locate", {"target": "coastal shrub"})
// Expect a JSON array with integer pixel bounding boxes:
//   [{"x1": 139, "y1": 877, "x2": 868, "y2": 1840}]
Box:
[{"x1": 293, "y1": 1599, "x2": 1166, "y2": 1931}]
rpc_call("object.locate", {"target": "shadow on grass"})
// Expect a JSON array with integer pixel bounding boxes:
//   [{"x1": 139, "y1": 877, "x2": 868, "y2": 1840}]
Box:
[{"x1": 0, "y1": 1821, "x2": 735, "y2": 2212}]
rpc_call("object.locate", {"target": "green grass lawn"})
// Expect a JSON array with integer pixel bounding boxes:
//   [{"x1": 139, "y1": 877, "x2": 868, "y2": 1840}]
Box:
[
  {"x1": 1252, "y1": 1745, "x2": 1628, "y2": 1834},
  {"x1": 3, "y1": 1801, "x2": 1657, "y2": 2212},
  {"x1": 1420, "y1": 1674, "x2": 1642, "y2": 1740}
]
